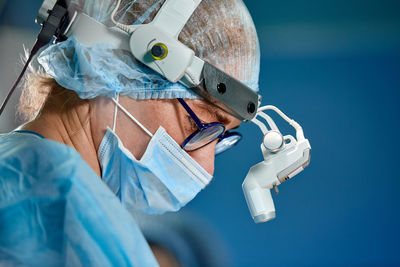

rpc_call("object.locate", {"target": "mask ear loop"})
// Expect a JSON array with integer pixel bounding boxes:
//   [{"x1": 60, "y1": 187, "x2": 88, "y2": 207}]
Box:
[
  {"x1": 111, "y1": 97, "x2": 154, "y2": 138},
  {"x1": 112, "y1": 94, "x2": 120, "y2": 132}
]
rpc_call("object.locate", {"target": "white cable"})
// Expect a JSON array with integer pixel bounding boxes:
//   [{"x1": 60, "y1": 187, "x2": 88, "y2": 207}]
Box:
[
  {"x1": 111, "y1": 0, "x2": 137, "y2": 34},
  {"x1": 258, "y1": 105, "x2": 305, "y2": 141},
  {"x1": 63, "y1": 11, "x2": 78, "y2": 35},
  {"x1": 111, "y1": 98, "x2": 154, "y2": 137},
  {"x1": 251, "y1": 117, "x2": 269, "y2": 135},
  {"x1": 258, "y1": 105, "x2": 293, "y2": 124},
  {"x1": 112, "y1": 94, "x2": 119, "y2": 132},
  {"x1": 258, "y1": 112, "x2": 279, "y2": 132}
]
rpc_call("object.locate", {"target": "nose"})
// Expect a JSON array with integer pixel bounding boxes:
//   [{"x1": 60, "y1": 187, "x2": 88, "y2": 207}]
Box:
[{"x1": 187, "y1": 141, "x2": 217, "y2": 175}]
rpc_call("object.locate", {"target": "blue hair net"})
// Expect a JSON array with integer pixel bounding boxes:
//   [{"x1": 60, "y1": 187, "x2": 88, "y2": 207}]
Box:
[
  {"x1": 37, "y1": 0, "x2": 260, "y2": 100},
  {"x1": 38, "y1": 37, "x2": 198, "y2": 99}
]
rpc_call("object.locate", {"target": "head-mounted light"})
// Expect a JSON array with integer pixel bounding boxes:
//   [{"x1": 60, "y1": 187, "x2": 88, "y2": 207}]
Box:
[{"x1": 35, "y1": 0, "x2": 260, "y2": 121}]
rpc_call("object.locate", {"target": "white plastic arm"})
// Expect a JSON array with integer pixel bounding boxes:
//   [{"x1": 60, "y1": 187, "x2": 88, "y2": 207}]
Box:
[{"x1": 258, "y1": 105, "x2": 305, "y2": 141}]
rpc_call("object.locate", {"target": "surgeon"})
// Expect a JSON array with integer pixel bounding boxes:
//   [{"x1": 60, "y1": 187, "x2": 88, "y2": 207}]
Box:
[{"x1": 0, "y1": 0, "x2": 260, "y2": 266}]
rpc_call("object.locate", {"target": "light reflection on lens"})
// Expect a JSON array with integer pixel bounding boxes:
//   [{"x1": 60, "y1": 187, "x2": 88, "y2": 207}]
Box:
[
  {"x1": 183, "y1": 124, "x2": 225, "y2": 151},
  {"x1": 215, "y1": 134, "x2": 241, "y2": 155}
]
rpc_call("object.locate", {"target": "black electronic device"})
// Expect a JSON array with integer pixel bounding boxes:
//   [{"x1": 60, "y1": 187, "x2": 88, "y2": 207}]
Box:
[{"x1": 0, "y1": 0, "x2": 70, "y2": 115}]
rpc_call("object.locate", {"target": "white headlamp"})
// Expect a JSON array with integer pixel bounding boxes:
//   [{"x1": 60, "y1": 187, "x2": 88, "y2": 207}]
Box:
[{"x1": 243, "y1": 106, "x2": 311, "y2": 223}]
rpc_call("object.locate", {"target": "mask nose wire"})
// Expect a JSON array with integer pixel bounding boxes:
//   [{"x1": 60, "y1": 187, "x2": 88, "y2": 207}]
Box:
[{"x1": 111, "y1": 96, "x2": 154, "y2": 138}]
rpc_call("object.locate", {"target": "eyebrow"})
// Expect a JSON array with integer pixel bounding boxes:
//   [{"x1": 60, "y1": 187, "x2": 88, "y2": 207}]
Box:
[{"x1": 195, "y1": 102, "x2": 238, "y2": 129}]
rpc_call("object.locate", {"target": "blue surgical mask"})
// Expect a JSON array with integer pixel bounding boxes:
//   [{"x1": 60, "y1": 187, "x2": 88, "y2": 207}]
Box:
[{"x1": 97, "y1": 97, "x2": 212, "y2": 214}]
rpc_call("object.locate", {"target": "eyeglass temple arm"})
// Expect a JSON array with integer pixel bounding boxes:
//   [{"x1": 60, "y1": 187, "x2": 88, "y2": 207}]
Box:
[{"x1": 177, "y1": 98, "x2": 204, "y2": 128}]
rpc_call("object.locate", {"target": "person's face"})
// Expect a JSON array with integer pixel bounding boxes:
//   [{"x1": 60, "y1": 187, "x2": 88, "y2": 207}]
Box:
[{"x1": 92, "y1": 96, "x2": 241, "y2": 176}]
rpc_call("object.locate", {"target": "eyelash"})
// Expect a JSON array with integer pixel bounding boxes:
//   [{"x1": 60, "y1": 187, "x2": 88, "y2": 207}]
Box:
[{"x1": 187, "y1": 116, "x2": 199, "y2": 131}]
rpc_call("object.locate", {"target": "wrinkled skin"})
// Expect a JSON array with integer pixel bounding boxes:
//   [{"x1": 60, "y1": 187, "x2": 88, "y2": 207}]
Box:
[{"x1": 22, "y1": 95, "x2": 241, "y2": 176}]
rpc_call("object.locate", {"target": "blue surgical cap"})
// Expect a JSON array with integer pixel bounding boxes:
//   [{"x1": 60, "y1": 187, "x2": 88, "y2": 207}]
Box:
[{"x1": 37, "y1": 0, "x2": 260, "y2": 100}]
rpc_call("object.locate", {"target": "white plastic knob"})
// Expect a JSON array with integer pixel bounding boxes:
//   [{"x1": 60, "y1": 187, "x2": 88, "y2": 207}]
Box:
[{"x1": 263, "y1": 131, "x2": 284, "y2": 152}]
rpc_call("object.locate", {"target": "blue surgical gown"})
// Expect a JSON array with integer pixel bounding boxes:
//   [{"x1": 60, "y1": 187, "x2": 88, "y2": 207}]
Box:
[{"x1": 0, "y1": 131, "x2": 159, "y2": 267}]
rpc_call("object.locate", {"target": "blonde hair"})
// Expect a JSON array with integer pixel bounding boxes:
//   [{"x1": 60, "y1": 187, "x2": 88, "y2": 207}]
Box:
[{"x1": 18, "y1": 70, "x2": 85, "y2": 121}]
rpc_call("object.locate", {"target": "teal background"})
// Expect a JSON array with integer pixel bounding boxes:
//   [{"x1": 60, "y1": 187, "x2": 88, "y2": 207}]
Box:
[{"x1": 1, "y1": 0, "x2": 399, "y2": 266}]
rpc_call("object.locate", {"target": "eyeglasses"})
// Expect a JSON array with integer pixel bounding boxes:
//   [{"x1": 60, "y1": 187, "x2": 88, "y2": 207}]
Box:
[{"x1": 178, "y1": 98, "x2": 242, "y2": 155}]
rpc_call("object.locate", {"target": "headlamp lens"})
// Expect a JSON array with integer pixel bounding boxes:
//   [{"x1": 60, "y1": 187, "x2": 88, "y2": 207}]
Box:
[{"x1": 215, "y1": 132, "x2": 242, "y2": 155}]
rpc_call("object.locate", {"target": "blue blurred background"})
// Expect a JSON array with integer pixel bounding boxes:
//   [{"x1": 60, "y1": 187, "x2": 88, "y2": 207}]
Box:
[{"x1": 1, "y1": 0, "x2": 399, "y2": 266}]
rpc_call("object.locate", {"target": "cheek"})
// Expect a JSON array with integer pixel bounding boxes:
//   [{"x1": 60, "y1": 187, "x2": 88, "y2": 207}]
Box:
[{"x1": 187, "y1": 141, "x2": 217, "y2": 175}]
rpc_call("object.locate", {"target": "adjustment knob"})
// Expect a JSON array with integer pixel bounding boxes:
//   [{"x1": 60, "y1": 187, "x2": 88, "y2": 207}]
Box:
[
  {"x1": 150, "y1": 43, "x2": 168, "y2": 60},
  {"x1": 263, "y1": 130, "x2": 284, "y2": 152}
]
